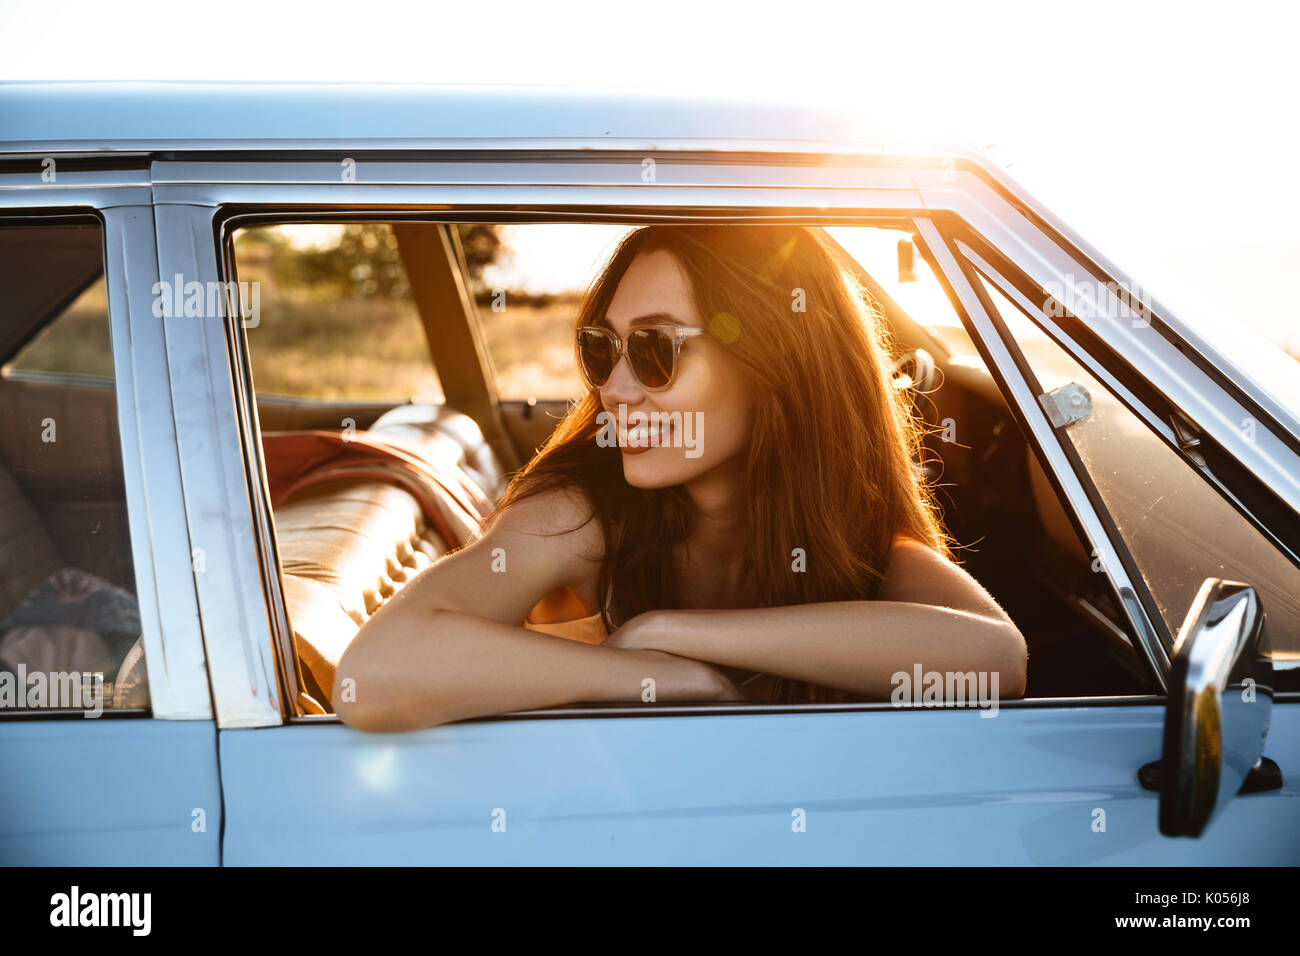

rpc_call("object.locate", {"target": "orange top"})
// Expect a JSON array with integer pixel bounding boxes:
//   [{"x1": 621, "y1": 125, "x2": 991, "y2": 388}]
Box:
[{"x1": 523, "y1": 585, "x2": 608, "y2": 645}]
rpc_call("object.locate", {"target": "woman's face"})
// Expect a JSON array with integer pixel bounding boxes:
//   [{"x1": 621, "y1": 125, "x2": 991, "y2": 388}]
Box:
[{"x1": 599, "y1": 249, "x2": 752, "y2": 490}]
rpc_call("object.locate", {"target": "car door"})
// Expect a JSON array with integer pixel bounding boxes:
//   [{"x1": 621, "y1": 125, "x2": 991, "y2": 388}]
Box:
[
  {"x1": 0, "y1": 184, "x2": 220, "y2": 864},
  {"x1": 150, "y1": 142, "x2": 1300, "y2": 864}
]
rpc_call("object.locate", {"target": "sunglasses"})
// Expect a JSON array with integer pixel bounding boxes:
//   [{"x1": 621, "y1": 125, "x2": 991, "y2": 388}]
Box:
[{"x1": 576, "y1": 324, "x2": 707, "y2": 392}]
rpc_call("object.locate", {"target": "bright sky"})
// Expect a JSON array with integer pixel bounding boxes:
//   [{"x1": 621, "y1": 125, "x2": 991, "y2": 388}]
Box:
[{"x1": 7, "y1": 0, "x2": 1298, "y2": 387}]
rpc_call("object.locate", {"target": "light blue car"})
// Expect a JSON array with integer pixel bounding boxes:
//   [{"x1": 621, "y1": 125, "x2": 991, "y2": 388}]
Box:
[{"x1": 0, "y1": 81, "x2": 1297, "y2": 865}]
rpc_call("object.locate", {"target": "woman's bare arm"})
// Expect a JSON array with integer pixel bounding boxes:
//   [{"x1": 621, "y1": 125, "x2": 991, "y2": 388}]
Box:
[
  {"x1": 605, "y1": 537, "x2": 1028, "y2": 699},
  {"x1": 332, "y1": 488, "x2": 739, "y2": 731}
]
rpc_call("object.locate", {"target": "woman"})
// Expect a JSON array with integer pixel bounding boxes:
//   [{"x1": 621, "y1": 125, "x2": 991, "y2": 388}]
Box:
[{"x1": 334, "y1": 224, "x2": 1027, "y2": 731}]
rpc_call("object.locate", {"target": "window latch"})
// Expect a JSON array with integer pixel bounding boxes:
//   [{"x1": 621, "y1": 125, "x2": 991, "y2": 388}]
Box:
[
  {"x1": 1169, "y1": 410, "x2": 1207, "y2": 467},
  {"x1": 1038, "y1": 382, "x2": 1092, "y2": 428}
]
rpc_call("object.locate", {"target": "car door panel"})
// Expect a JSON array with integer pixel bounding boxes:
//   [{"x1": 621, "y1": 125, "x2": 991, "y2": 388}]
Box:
[
  {"x1": 0, "y1": 719, "x2": 221, "y2": 865},
  {"x1": 218, "y1": 703, "x2": 1300, "y2": 864},
  {"x1": 153, "y1": 154, "x2": 1300, "y2": 865}
]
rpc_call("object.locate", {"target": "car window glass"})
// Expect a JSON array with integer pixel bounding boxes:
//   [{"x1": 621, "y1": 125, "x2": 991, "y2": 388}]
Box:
[
  {"x1": 975, "y1": 272, "x2": 1300, "y2": 687},
  {"x1": 4, "y1": 277, "x2": 113, "y2": 378},
  {"x1": 0, "y1": 220, "x2": 148, "y2": 714}
]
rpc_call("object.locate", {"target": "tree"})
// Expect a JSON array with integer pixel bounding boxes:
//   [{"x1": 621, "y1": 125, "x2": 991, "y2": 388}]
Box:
[
  {"x1": 238, "y1": 223, "x2": 505, "y2": 300},
  {"x1": 456, "y1": 224, "x2": 503, "y2": 287}
]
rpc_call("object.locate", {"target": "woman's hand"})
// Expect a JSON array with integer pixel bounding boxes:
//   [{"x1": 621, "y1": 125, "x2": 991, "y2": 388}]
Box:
[
  {"x1": 605, "y1": 642, "x2": 746, "y2": 702},
  {"x1": 603, "y1": 610, "x2": 666, "y2": 651},
  {"x1": 607, "y1": 612, "x2": 758, "y2": 701}
]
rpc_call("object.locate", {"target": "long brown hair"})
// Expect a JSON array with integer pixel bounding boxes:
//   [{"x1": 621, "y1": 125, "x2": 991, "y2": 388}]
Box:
[{"x1": 487, "y1": 224, "x2": 952, "y2": 700}]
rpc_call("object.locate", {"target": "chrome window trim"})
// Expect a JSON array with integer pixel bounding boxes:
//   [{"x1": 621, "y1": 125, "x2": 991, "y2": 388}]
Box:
[
  {"x1": 151, "y1": 157, "x2": 920, "y2": 190},
  {"x1": 956, "y1": 240, "x2": 1300, "y2": 570},
  {"x1": 215, "y1": 215, "x2": 305, "y2": 719},
  {"x1": 912, "y1": 163, "x2": 1300, "y2": 527},
  {"x1": 156, "y1": 183, "x2": 925, "y2": 214},
  {"x1": 102, "y1": 203, "x2": 213, "y2": 719},
  {"x1": 0, "y1": 185, "x2": 152, "y2": 211},
  {"x1": 150, "y1": 151, "x2": 925, "y2": 213},
  {"x1": 153, "y1": 201, "x2": 285, "y2": 729},
  {"x1": 0, "y1": 203, "x2": 213, "y2": 720},
  {"x1": 941, "y1": 152, "x2": 1300, "y2": 446},
  {"x1": 6, "y1": 140, "x2": 935, "y2": 159},
  {"x1": 0, "y1": 166, "x2": 150, "y2": 189},
  {"x1": 0, "y1": 708, "x2": 152, "y2": 720},
  {"x1": 913, "y1": 218, "x2": 1170, "y2": 687},
  {"x1": 287, "y1": 694, "x2": 1173, "y2": 726}
]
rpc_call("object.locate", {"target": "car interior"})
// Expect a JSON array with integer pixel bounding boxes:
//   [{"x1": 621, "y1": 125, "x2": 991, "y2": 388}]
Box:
[
  {"x1": 0, "y1": 218, "x2": 1158, "y2": 718},
  {"x1": 233, "y1": 219, "x2": 1158, "y2": 711}
]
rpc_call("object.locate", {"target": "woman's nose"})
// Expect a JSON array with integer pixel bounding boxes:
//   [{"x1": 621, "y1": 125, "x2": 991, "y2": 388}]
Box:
[{"x1": 599, "y1": 351, "x2": 644, "y2": 407}]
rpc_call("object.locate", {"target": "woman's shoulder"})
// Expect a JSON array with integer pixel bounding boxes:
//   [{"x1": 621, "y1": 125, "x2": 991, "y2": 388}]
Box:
[{"x1": 477, "y1": 484, "x2": 607, "y2": 567}]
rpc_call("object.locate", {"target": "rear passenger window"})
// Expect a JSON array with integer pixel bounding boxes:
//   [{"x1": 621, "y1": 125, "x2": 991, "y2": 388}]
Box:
[{"x1": 0, "y1": 219, "x2": 148, "y2": 714}]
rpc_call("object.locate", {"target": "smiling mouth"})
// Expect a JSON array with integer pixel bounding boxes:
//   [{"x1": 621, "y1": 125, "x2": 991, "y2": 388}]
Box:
[{"x1": 619, "y1": 420, "x2": 673, "y2": 450}]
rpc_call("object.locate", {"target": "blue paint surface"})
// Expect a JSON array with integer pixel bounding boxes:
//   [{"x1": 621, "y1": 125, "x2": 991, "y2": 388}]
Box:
[
  {"x1": 219, "y1": 703, "x2": 1300, "y2": 865},
  {"x1": 0, "y1": 718, "x2": 221, "y2": 865}
]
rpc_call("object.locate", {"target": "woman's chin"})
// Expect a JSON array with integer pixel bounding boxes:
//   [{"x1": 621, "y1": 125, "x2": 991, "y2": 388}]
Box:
[{"x1": 621, "y1": 451, "x2": 696, "y2": 489}]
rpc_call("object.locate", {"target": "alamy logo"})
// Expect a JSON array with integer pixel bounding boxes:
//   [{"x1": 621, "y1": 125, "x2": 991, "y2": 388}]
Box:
[
  {"x1": 1042, "y1": 274, "x2": 1151, "y2": 327},
  {"x1": 0, "y1": 665, "x2": 103, "y2": 716},
  {"x1": 49, "y1": 886, "x2": 151, "y2": 936},
  {"x1": 891, "y1": 664, "x2": 1000, "y2": 717},
  {"x1": 595, "y1": 404, "x2": 703, "y2": 458},
  {"x1": 151, "y1": 274, "x2": 261, "y2": 326}
]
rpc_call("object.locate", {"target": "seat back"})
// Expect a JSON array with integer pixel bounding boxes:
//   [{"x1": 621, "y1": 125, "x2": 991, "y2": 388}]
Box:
[{"x1": 369, "y1": 403, "x2": 507, "y2": 501}]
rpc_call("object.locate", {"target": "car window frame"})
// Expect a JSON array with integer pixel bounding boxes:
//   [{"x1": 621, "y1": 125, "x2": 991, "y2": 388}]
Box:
[
  {"x1": 0, "y1": 189, "x2": 212, "y2": 722},
  {"x1": 914, "y1": 162, "x2": 1300, "y2": 554},
  {"x1": 919, "y1": 212, "x2": 1300, "y2": 671},
  {"x1": 160, "y1": 151, "x2": 1243, "y2": 726},
  {"x1": 934, "y1": 228, "x2": 1300, "y2": 685}
]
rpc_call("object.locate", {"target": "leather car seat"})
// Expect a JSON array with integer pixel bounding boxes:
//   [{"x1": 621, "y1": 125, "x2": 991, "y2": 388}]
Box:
[
  {"x1": 368, "y1": 403, "x2": 507, "y2": 502},
  {"x1": 276, "y1": 478, "x2": 448, "y2": 710},
  {"x1": 276, "y1": 405, "x2": 507, "y2": 713},
  {"x1": 101, "y1": 404, "x2": 509, "y2": 716}
]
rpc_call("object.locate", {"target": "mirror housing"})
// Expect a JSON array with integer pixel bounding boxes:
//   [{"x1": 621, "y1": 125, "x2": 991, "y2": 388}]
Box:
[{"x1": 1159, "y1": 578, "x2": 1272, "y2": 837}]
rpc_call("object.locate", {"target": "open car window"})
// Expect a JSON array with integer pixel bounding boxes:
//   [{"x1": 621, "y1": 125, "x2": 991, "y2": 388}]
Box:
[{"x1": 222, "y1": 218, "x2": 1166, "y2": 719}]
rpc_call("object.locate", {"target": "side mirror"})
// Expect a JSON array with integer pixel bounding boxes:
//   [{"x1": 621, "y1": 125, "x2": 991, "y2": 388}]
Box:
[{"x1": 1157, "y1": 578, "x2": 1275, "y2": 836}]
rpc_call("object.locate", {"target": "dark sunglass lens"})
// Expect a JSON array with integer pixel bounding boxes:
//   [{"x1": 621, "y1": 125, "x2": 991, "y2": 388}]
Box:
[
  {"x1": 627, "y1": 328, "x2": 675, "y2": 388},
  {"x1": 578, "y1": 328, "x2": 617, "y2": 385}
]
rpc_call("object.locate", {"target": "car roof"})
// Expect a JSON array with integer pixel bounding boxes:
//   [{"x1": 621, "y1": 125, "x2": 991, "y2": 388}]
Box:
[{"x1": 0, "y1": 80, "x2": 959, "y2": 157}]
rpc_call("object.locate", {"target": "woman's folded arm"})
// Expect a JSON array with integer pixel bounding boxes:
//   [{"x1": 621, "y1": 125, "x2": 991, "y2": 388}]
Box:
[
  {"x1": 332, "y1": 486, "x2": 741, "y2": 731},
  {"x1": 604, "y1": 537, "x2": 1028, "y2": 700}
]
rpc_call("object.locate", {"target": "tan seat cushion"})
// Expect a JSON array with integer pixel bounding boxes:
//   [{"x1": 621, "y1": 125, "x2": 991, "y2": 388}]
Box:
[
  {"x1": 275, "y1": 478, "x2": 450, "y2": 706},
  {"x1": 369, "y1": 404, "x2": 505, "y2": 502}
]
